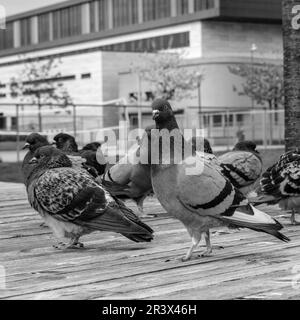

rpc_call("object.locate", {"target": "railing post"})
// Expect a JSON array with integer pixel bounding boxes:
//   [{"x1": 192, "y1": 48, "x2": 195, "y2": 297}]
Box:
[
  {"x1": 16, "y1": 104, "x2": 20, "y2": 163},
  {"x1": 263, "y1": 108, "x2": 267, "y2": 149}
]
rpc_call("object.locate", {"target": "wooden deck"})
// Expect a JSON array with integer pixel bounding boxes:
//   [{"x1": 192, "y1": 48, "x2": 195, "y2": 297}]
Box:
[{"x1": 0, "y1": 181, "x2": 300, "y2": 300}]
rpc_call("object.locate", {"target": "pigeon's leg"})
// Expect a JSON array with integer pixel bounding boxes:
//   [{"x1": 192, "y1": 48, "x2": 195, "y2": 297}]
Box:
[
  {"x1": 200, "y1": 230, "x2": 213, "y2": 257},
  {"x1": 290, "y1": 209, "x2": 300, "y2": 225},
  {"x1": 136, "y1": 195, "x2": 157, "y2": 218},
  {"x1": 182, "y1": 235, "x2": 201, "y2": 262}
]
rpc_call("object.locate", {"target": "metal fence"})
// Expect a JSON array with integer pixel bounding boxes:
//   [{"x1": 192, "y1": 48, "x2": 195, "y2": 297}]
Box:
[{"x1": 0, "y1": 103, "x2": 285, "y2": 162}]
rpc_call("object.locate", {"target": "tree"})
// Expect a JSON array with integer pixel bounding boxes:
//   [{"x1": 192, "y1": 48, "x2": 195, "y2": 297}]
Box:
[
  {"x1": 9, "y1": 56, "x2": 73, "y2": 131},
  {"x1": 282, "y1": 0, "x2": 300, "y2": 151},
  {"x1": 229, "y1": 63, "x2": 284, "y2": 143},
  {"x1": 133, "y1": 52, "x2": 204, "y2": 101},
  {"x1": 229, "y1": 63, "x2": 284, "y2": 111}
]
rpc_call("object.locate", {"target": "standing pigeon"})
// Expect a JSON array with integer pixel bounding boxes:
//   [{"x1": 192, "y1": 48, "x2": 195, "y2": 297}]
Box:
[
  {"x1": 102, "y1": 127, "x2": 153, "y2": 217},
  {"x1": 53, "y1": 133, "x2": 106, "y2": 177},
  {"x1": 251, "y1": 149, "x2": 300, "y2": 225},
  {"x1": 218, "y1": 141, "x2": 263, "y2": 196},
  {"x1": 22, "y1": 133, "x2": 49, "y2": 182},
  {"x1": 25, "y1": 146, "x2": 154, "y2": 248},
  {"x1": 149, "y1": 99, "x2": 289, "y2": 261}
]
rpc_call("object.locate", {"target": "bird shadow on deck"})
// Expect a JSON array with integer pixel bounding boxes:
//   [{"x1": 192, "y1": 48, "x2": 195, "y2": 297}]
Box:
[{"x1": 0, "y1": 182, "x2": 299, "y2": 300}]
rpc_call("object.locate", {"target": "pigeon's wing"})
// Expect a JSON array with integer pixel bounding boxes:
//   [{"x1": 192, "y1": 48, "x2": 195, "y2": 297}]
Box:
[
  {"x1": 260, "y1": 150, "x2": 300, "y2": 197},
  {"x1": 175, "y1": 155, "x2": 289, "y2": 242},
  {"x1": 31, "y1": 168, "x2": 108, "y2": 221},
  {"x1": 176, "y1": 156, "x2": 246, "y2": 218},
  {"x1": 218, "y1": 151, "x2": 262, "y2": 188}
]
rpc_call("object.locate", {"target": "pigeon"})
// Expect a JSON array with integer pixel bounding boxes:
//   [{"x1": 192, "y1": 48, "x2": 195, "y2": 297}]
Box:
[
  {"x1": 149, "y1": 99, "x2": 289, "y2": 261},
  {"x1": 53, "y1": 133, "x2": 106, "y2": 177},
  {"x1": 190, "y1": 136, "x2": 213, "y2": 154},
  {"x1": 81, "y1": 142, "x2": 102, "y2": 152},
  {"x1": 25, "y1": 145, "x2": 154, "y2": 248},
  {"x1": 22, "y1": 133, "x2": 50, "y2": 182},
  {"x1": 250, "y1": 149, "x2": 300, "y2": 225},
  {"x1": 102, "y1": 127, "x2": 153, "y2": 217},
  {"x1": 217, "y1": 141, "x2": 263, "y2": 196}
]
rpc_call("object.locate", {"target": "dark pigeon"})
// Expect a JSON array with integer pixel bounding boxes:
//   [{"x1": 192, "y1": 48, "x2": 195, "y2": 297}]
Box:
[{"x1": 53, "y1": 133, "x2": 106, "y2": 177}]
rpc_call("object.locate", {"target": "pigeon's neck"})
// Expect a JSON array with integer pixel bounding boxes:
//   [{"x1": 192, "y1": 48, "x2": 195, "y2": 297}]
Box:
[{"x1": 26, "y1": 167, "x2": 48, "y2": 187}]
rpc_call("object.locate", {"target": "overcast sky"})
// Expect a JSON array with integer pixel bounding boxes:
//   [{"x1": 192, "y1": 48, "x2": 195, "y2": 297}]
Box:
[{"x1": 1, "y1": 0, "x2": 66, "y2": 16}]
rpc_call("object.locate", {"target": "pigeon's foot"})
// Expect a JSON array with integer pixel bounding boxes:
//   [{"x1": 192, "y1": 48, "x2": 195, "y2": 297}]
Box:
[
  {"x1": 291, "y1": 220, "x2": 300, "y2": 226},
  {"x1": 290, "y1": 210, "x2": 300, "y2": 225},
  {"x1": 53, "y1": 240, "x2": 84, "y2": 250},
  {"x1": 199, "y1": 248, "x2": 213, "y2": 257},
  {"x1": 40, "y1": 222, "x2": 47, "y2": 228}
]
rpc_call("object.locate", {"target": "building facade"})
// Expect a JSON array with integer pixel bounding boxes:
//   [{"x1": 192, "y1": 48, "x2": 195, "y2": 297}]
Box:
[{"x1": 0, "y1": 0, "x2": 283, "y2": 143}]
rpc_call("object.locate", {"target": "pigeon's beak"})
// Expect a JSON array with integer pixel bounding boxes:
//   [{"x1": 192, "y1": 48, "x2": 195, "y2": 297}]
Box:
[
  {"x1": 152, "y1": 110, "x2": 160, "y2": 120},
  {"x1": 29, "y1": 157, "x2": 38, "y2": 164},
  {"x1": 22, "y1": 143, "x2": 30, "y2": 150}
]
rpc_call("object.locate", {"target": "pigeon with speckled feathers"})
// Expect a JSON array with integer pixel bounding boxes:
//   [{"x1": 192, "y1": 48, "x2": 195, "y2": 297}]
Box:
[
  {"x1": 25, "y1": 146, "x2": 154, "y2": 248},
  {"x1": 149, "y1": 99, "x2": 289, "y2": 261},
  {"x1": 250, "y1": 149, "x2": 300, "y2": 225}
]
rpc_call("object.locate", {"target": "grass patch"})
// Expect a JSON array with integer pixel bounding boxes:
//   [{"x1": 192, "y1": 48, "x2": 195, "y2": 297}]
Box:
[{"x1": 0, "y1": 162, "x2": 23, "y2": 183}]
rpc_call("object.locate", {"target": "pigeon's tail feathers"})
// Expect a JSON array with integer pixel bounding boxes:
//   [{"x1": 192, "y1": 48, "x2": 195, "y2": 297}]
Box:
[
  {"x1": 221, "y1": 204, "x2": 290, "y2": 242},
  {"x1": 79, "y1": 203, "x2": 154, "y2": 242}
]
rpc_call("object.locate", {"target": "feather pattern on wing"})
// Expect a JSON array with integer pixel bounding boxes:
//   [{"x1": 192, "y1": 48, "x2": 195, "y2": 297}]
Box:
[{"x1": 218, "y1": 151, "x2": 262, "y2": 189}]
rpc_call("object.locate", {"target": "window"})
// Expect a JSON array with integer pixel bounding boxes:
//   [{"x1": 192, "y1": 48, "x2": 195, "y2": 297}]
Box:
[
  {"x1": 0, "y1": 22, "x2": 14, "y2": 50},
  {"x1": 99, "y1": 0, "x2": 109, "y2": 31},
  {"x1": 81, "y1": 73, "x2": 91, "y2": 79},
  {"x1": 194, "y1": 0, "x2": 215, "y2": 11},
  {"x1": 101, "y1": 32, "x2": 189, "y2": 52},
  {"x1": 38, "y1": 13, "x2": 50, "y2": 43},
  {"x1": 143, "y1": 0, "x2": 171, "y2": 22},
  {"x1": 0, "y1": 113, "x2": 5, "y2": 129},
  {"x1": 53, "y1": 5, "x2": 82, "y2": 40},
  {"x1": 177, "y1": 0, "x2": 189, "y2": 15},
  {"x1": 113, "y1": 0, "x2": 138, "y2": 28},
  {"x1": 90, "y1": 0, "x2": 109, "y2": 32},
  {"x1": 236, "y1": 114, "x2": 244, "y2": 124},
  {"x1": 20, "y1": 18, "x2": 31, "y2": 46},
  {"x1": 213, "y1": 114, "x2": 222, "y2": 127}
]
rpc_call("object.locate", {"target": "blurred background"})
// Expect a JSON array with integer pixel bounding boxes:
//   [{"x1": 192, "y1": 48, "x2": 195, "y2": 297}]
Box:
[{"x1": 0, "y1": 0, "x2": 284, "y2": 180}]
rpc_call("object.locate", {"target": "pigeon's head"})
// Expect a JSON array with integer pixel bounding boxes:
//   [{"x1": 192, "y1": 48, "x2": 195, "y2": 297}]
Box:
[
  {"x1": 81, "y1": 142, "x2": 102, "y2": 152},
  {"x1": 233, "y1": 140, "x2": 259, "y2": 154},
  {"x1": 53, "y1": 133, "x2": 78, "y2": 152},
  {"x1": 23, "y1": 133, "x2": 49, "y2": 152},
  {"x1": 29, "y1": 146, "x2": 72, "y2": 169},
  {"x1": 190, "y1": 137, "x2": 213, "y2": 154},
  {"x1": 151, "y1": 99, "x2": 174, "y2": 122}
]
